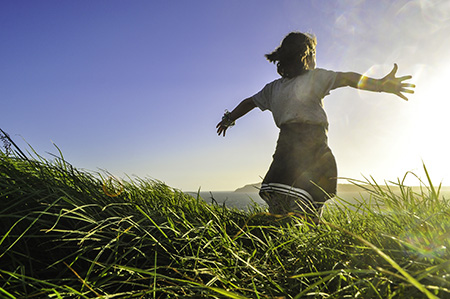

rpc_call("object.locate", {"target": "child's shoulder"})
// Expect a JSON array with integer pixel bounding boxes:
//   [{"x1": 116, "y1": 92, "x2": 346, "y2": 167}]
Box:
[
  {"x1": 313, "y1": 68, "x2": 337, "y2": 75},
  {"x1": 309, "y1": 68, "x2": 338, "y2": 81}
]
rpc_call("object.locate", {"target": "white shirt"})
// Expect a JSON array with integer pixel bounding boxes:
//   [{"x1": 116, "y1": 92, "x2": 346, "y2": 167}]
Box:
[{"x1": 252, "y1": 68, "x2": 337, "y2": 128}]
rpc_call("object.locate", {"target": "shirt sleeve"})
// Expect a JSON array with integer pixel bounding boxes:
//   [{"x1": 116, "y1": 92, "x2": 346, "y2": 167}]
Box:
[
  {"x1": 252, "y1": 82, "x2": 273, "y2": 111},
  {"x1": 311, "y1": 68, "x2": 337, "y2": 98}
]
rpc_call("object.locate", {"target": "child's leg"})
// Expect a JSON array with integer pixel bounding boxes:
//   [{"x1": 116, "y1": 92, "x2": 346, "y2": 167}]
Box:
[
  {"x1": 259, "y1": 187, "x2": 320, "y2": 219},
  {"x1": 259, "y1": 191, "x2": 290, "y2": 215}
]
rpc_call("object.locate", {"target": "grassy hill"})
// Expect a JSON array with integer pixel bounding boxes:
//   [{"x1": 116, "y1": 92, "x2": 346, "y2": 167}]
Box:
[{"x1": 1, "y1": 142, "x2": 450, "y2": 298}]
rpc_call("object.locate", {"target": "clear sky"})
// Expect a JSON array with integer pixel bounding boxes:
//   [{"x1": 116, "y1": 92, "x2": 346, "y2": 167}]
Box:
[{"x1": 2, "y1": 0, "x2": 450, "y2": 191}]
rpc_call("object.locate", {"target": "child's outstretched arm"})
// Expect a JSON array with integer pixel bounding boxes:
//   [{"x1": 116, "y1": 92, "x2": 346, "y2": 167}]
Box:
[
  {"x1": 332, "y1": 64, "x2": 415, "y2": 101},
  {"x1": 216, "y1": 97, "x2": 257, "y2": 137}
]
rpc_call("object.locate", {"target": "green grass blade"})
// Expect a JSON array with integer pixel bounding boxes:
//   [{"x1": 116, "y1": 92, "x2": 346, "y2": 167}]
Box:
[
  {"x1": 327, "y1": 222, "x2": 439, "y2": 299},
  {"x1": 0, "y1": 288, "x2": 16, "y2": 299}
]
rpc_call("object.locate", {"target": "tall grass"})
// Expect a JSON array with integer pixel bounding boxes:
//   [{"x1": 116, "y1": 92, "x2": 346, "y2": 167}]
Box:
[{"x1": 1, "y1": 134, "x2": 449, "y2": 298}]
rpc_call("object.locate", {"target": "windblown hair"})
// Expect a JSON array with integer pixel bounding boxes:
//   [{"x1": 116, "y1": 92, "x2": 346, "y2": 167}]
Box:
[{"x1": 265, "y1": 32, "x2": 317, "y2": 78}]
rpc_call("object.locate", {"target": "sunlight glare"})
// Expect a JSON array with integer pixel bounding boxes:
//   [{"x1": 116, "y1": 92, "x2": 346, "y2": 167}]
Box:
[
  {"x1": 407, "y1": 61, "x2": 450, "y2": 185},
  {"x1": 418, "y1": 0, "x2": 450, "y2": 31}
]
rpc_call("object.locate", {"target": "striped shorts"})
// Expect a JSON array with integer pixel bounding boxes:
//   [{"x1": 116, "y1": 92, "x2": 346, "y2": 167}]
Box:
[{"x1": 259, "y1": 123, "x2": 337, "y2": 215}]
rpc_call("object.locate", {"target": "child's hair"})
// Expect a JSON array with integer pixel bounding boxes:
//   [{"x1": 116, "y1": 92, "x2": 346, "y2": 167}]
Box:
[{"x1": 265, "y1": 32, "x2": 317, "y2": 78}]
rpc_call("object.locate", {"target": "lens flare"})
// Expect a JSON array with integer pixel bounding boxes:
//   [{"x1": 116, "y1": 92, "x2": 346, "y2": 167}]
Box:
[
  {"x1": 356, "y1": 64, "x2": 387, "y2": 98},
  {"x1": 418, "y1": 0, "x2": 450, "y2": 31},
  {"x1": 399, "y1": 221, "x2": 449, "y2": 260},
  {"x1": 102, "y1": 175, "x2": 124, "y2": 197}
]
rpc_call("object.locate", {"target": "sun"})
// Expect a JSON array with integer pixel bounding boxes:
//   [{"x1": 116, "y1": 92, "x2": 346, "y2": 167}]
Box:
[{"x1": 405, "y1": 63, "x2": 450, "y2": 185}]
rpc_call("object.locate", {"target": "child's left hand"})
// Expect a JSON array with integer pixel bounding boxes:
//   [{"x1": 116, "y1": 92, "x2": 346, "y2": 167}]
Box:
[
  {"x1": 216, "y1": 121, "x2": 229, "y2": 137},
  {"x1": 216, "y1": 110, "x2": 235, "y2": 137}
]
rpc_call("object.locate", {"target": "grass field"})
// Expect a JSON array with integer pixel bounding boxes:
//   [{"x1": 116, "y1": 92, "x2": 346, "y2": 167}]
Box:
[{"x1": 1, "y1": 135, "x2": 450, "y2": 298}]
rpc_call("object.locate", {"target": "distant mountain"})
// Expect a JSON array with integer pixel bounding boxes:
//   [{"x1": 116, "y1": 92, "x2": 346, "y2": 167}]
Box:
[{"x1": 234, "y1": 183, "x2": 261, "y2": 193}]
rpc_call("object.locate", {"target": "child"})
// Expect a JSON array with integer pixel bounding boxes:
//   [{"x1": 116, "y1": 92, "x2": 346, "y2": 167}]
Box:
[{"x1": 216, "y1": 32, "x2": 415, "y2": 220}]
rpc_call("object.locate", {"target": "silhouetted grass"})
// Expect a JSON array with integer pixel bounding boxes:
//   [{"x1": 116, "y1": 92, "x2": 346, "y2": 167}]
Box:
[{"x1": 1, "y1": 135, "x2": 449, "y2": 298}]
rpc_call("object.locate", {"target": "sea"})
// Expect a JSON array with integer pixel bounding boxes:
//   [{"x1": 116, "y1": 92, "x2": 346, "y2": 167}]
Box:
[
  {"x1": 187, "y1": 191, "x2": 373, "y2": 212},
  {"x1": 188, "y1": 189, "x2": 450, "y2": 212}
]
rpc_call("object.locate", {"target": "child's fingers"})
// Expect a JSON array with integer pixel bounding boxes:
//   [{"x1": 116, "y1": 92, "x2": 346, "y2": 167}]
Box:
[
  {"x1": 397, "y1": 92, "x2": 409, "y2": 101},
  {"x1": 390, "y1": 63, "x2": 398, "y2": 75},
  {"x1": 217, "y1": 126, "x2": 227, "y2": 136},
  {"x1": 401, "y1": 89, "x2": 414, "y2": 94},
  {"x1": 399, "y1": 75, "x2": 413, "y2": 81},
  {"x1": 216, "y1": 122, "x2": 228, "y2": 136}
]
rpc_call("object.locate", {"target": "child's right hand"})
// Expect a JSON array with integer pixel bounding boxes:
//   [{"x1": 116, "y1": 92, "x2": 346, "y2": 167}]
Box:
[{"x1": 380, "y1": 64, "x2": 416, "y2": 101}]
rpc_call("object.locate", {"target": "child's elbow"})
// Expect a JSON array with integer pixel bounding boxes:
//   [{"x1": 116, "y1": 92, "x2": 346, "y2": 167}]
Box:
[
  {"x1": 334, "y1": 72, "x2": 360, "y2": 89},
  {"x1": 244, "y1": 97, "x2": 257, "y2": 108}
]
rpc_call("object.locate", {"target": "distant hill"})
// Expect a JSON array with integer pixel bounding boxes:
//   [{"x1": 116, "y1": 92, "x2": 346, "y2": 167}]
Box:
[{"x1": 235, "y1": 183, "x2": 262, "y2": 193}]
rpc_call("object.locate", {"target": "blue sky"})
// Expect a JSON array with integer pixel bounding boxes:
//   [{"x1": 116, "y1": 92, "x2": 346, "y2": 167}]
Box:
[{"x1": 2, "y1": 0, "x2": 450, "y2": 191}]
